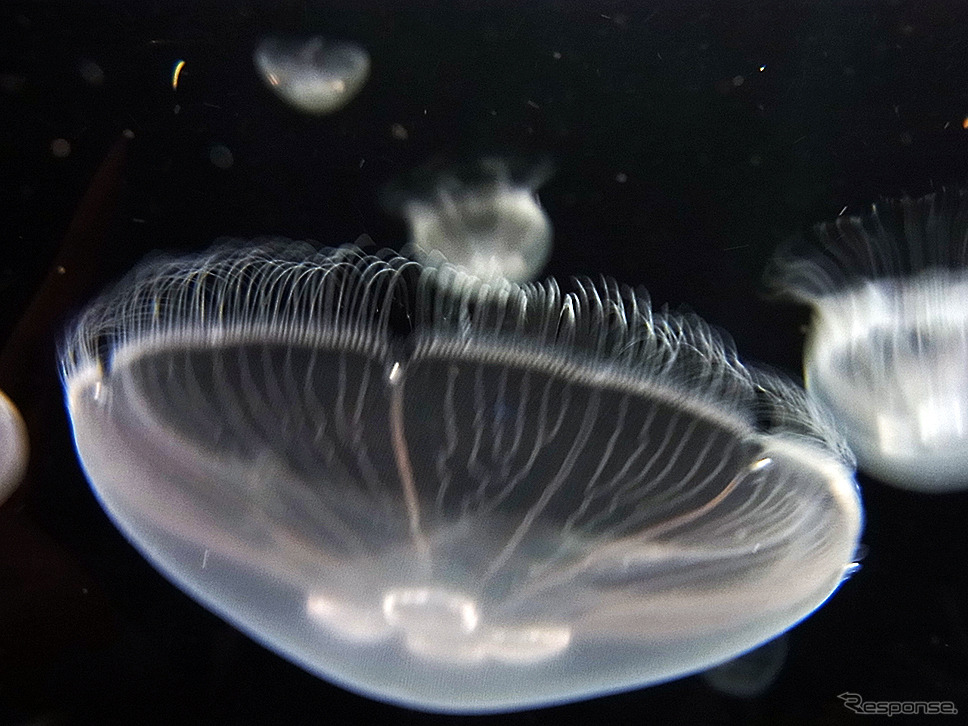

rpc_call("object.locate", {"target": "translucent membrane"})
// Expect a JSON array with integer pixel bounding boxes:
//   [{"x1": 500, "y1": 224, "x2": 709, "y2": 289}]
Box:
[
  {"x1": 61, "y1": 242, "x2": 862, "y2": 713},
  {"x1": 769, "y1": 190, "x2": 968, "y2": 492}
]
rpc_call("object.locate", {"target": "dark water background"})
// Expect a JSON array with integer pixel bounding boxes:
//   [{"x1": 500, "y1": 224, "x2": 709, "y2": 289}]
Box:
[{"x1": 1, "y1": 1, "x2": 966, "y2": 723}]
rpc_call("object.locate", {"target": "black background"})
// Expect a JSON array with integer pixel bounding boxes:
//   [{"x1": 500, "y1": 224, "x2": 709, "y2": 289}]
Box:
[{"x1": 1, "y1": 1, "x2": 966, "y2": 723}]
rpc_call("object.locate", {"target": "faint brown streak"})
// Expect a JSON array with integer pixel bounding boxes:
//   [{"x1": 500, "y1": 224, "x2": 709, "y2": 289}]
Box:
[{"x1": 0, "y1": 131, "x2": 131, "y2": 398}]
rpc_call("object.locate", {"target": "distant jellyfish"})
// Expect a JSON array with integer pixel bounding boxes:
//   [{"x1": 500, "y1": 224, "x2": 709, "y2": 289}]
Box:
[
  {"x1": 254, "y1": 36, "x2": 370, "y2": 115},
  {"x1": 77, "y1": 58, "x2": 105, "y2": 87},
  {"x1": 701, "y1": 633, "x2": 788, "y2": 698},
  {"x1": 208, "y1": 143, "x2": 234, "y2": 170},
  {"x1": 50, "y1": 138, "x2": 71, "y2": 159},
  {"x1": 60, "y1": 242, "x2": 862, "y2": 713},
  {"x1": 768, "y1": 190, "x2": 968, "y2": 493},
  {"x1": 0, "y1": 390, "x2": 28, "y2": 504},
  {"x1": 387, "y1": 158, "x2": 553, "y2": 283}
]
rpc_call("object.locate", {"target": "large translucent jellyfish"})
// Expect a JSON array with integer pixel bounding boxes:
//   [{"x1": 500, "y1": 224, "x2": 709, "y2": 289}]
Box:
[
  {"x1": 768, "y1": 191, "x2": 968, "y2": 493},
  {"x1": 60, "y1": 242, "x2": 862, "y2": 713},
  {"x1": 253, "y1": 36, "x2": 370, "y2": 115},
  {"x1": 389, "y1": 159, "x2": 553, "y2": 283}
]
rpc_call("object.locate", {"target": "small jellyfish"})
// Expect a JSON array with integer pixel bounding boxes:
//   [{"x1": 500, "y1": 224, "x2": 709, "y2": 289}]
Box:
[
  {"x1": 253, "y1": 36, "x2": 370, "y2": 115},
  {"x1": 768, "y1": 190, "x2": 968, "y2": 493},
  {"x1": 208, "y1": 143, "x2": 234, "y2": 170},
  {"x1": 700, "y1": 633, "x2": 788, "y2": 698},
  {"x1": 387, "y1": 159, "x2": 553, "y2": 283},
  {"x1": 60, "y1": 242, "x2": 862, "y2": 713}
]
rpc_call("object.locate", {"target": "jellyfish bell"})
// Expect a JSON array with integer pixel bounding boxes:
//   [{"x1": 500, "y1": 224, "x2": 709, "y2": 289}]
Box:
[
  {"x1": 386, "y1": 158, "x2": 553, "y2": 283},
  {"x1": 61, "y1": 241, "x2": 862, "y2": 713},
  {"x1": 768, "y1": 190, "x2": 968, "y2": 493},
  {"x1": 0, "y1": 389, "x2": 28, "y2": 504},
  {"x1": 253, "y1": 35, "x2": 370, "y2": 115}
]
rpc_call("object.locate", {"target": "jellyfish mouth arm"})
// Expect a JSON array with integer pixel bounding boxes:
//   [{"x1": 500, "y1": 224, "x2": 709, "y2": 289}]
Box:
[{"x1": 388, "y1": 361, "x2": 429, "y2": 556}]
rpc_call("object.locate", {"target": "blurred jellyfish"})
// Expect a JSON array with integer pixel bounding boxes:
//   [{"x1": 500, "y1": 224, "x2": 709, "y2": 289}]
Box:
[
  {"x1": 0, "y1": 390, "x2": 28, "y2": 504},
  {"x1": 387, "y1": 158, "x2": 553, "y2": 283},
  {"x1": 254, "y1": 36, "x2": 370, "y2": 115},
  {"x1": 701, "y1": 633, "x2": 788, "y2": 698},
  {"x1": 208, "y1": 143, "x2": 234, "y2": 170},
  {"x1": 77, "y1": 58, "x2": 105, "y2": 87},
  {"x1": 50, "y1": 138, "x2": 71, "y2": 159},
  {"x1": 768, "y1": 190, "x2": 968, "y2": 492},
  {"x1": 61, "y1": 242, "x2": 862, "y2": 713}
]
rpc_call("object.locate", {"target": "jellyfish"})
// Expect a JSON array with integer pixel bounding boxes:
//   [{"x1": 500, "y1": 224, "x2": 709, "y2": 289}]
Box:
[
  {"x1": 387, "y1": 158, "x2": 553, "y2": 283},
  {"x1": 0, "y1": 390, "x2": 28, "y2": 504},
  {"x1": 700, "y1": 633, "x2": 788, "y2": 698},
  {"x1": 253, "y1": 36, "x2": 370, "y2": 115},
  {"x1": 768, "y1": 190, "x2": 968, "y2": 493},
  {"x1": 60, "y1": 241, "x2": 862, "y2": 713}
]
